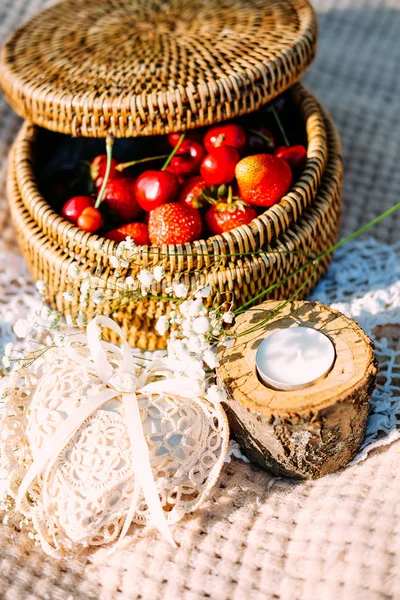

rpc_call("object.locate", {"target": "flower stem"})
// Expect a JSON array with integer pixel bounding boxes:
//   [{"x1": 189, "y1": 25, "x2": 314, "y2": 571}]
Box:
[
  {"x1": 271, "y1": 106, "x2": 290, "y2": 147},
  {"x1": 95, "y1": 136, "x2": 114, "y2": 209},
  {"x1": 161, "y1": 133, "x2": 186, "y2": 171},
  {"x1": 234, "y1": 201, "x2": 400, "y2": 314},
  {"x1": 116, "y1": 155, "x2": 168, "y2": 172}
]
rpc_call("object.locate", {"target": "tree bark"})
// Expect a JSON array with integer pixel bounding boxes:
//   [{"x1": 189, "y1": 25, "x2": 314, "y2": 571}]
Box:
[{"x1": 217, "y1": 301, "x2": 377, "y2": 479}]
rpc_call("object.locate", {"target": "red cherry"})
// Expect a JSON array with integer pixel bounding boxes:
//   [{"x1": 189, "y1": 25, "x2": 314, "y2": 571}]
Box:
[
  {"x1": 204, "y1": 123, "x2": 247, "y2": 154},
  {"x1": 135, "y1": 170, "x2": 180, "y2": 211},
  {"x1": 90, "y1": 155, "x2": 121, "y2": 189},
  {"x1": 168, "y1": 130, "x2": 203, "y2": 147},
  {"x1": 200, "y1": 146, "x2": 240, "y2": 186},
  {"x1": 77, "y1": 207, "x2": 103, "y2": 232},
  {"x1": 168, "y1": 140, "x2": 206, "y2": 178},
  {"x1": 274, "y1": 145, "x2": 307, "y2": 176},
  {"x1": 103, "y1": 178, "x2": 141, "y2": 224},
  {"x1": 62, "y1": 196, "x2": 95, "y2": 224},
  {"x1": 178, "y1": 176, "x2": 209, "y2": 210}
]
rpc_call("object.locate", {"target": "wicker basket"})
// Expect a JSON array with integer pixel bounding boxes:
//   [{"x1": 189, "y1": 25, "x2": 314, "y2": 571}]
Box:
[
  {"x1": 1, "y1": 0, "x2": 343, "y2": 349},
  {"x1": 7, "y1": 97, "x2": 342, "y2": 349}
]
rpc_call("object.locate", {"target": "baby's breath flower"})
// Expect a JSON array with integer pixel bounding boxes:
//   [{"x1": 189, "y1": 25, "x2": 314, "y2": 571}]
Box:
[
  {"x1": 54, "y1": 334, "x2": 69, "y2": 347},
  {"x1": 65, "y1": 315, "x2": 74, "y2": 326},
  {"x1": 222, "y1": 337, "x2": 234, "y2": 348},
  {"x1": 120, "y1": 259, "x2": 129, "y2": 269},
  {"x1": 13, "y1": 319, "x2": 30, "y2": 339},
  {"x1": 222, "y1": 311, "x2": 235, "y2": 324},
  {"x1": 76, "y1": 315, "x2": 86, "y2": 327},
  {"x1": 125, "y1": 276, "x2": 135, "y2": 287},
  {"x1": 2, "y1": 356, "x2": 10, "y2": 369},
  {"x1": 173, "y1": 283, "x2": 188, "y2": 299},
  {"x1": 153, "y1": 266, "x2": 165, "y2": 282},
  {"x1": 92, "y1": 290, "x2": 105, "y2": 305},
  {"x1": 35, "y1": 280, "x2": 47, "y2": 295},
  {"x1": 4, "y1": 342, "x2": 13, "y2": 357},
  {"x1": 155, "y1": 316, "x2": 169, "y2": 336},
  {"x1": 195, "y1": 285, "x2": 211, "y2": 299},
  {"x1": 203, "y1": 348, "x2": 219, "y2": 369},
  {"x1": 206, "y1": 384, "x2": 227, "y2": 404},
  {"x1": 192, "y1": 316, "x2": 210, "y2": 335},
  {"x1": 109, "y1": 256, "x2": 120, "y2": 269},
  {"x1": 62, "y1": 291, "x2": 74, "y2": 303},
  {"x1": 138, "y1": 269, "x2": 154, "y2": 289},
  {"x1": 67, "y1": 262, "x2": 80, "y2": 279}
]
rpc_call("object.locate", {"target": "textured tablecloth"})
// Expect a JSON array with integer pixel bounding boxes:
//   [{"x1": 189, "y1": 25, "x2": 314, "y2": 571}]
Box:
[{"x1": 0, "y1": 1, "x2": 400, "y2": 599}]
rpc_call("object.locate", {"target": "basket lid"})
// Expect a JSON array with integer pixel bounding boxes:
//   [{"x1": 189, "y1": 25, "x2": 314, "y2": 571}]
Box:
[{"x1": 0, "y1": 0, "x2": 317, "y2": 137}]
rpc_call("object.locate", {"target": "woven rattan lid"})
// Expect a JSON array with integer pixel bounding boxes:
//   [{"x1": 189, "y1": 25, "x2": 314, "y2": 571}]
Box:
[{"x1": 0, "y1": 0, "x2": 317, "y2": 137}]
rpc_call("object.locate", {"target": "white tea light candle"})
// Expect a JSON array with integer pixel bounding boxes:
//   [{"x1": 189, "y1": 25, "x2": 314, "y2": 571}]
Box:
[{"x1": 256, "y1": 327, "x2": 336, "y2": 391}]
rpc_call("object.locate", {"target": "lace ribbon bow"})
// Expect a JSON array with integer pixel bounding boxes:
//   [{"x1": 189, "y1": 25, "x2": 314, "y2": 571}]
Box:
[{"x1": 16, "y1": 316, "x2": 206, "y2": 548}]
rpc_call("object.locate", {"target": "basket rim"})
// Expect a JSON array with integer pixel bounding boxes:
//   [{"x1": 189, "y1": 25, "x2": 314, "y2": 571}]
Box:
[
  {"x1": 11, "y1": 84, "x2": 329, "y2": 265},
  {"x1": 8, "y1": 105, "x2": 342, "y2": 304},
  {"x1": 0, "y1": 0, "x2": 317, "y2": 137}
]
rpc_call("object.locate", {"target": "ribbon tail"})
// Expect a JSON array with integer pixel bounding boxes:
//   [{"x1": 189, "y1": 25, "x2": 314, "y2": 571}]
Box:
[
  {"x1": 110, "y1": 479, "x2": 141, "y2": 555},
  {"x1": 16, "y1": 389, "x2": 118, "y2": 512},
  {"x1": 123, "y1": 393, "x2": 176, "y2": 548}
]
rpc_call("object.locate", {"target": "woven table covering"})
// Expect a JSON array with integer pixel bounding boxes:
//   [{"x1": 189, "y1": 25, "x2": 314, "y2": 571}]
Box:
[{"x1": 0, "y1": 0, "x2": 399, "y2": 598}]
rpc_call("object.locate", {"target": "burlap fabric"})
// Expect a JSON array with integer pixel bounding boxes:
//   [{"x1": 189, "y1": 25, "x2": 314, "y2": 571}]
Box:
[{"x1": 0, "y1": 1, "x2": 399, "y2": 598}]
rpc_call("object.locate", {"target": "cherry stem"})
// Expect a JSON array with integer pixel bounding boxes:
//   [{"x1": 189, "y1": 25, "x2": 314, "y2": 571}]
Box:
[
  {"x1": 271, "y1": 106, "x2": 290, "y2": 147},
  {"x1": 95, "y1": 136, "x2": 114, "y2": 209},
  {"x1": 161, "y1": 133, "x2": 186, "y2": 171},
  {"x1": 248, "y1": 128, "x2": 274, "y2": 148},
  {"x1": 227, "y1": 185, "x2": 233, "y2": 204},
  {"x1": 116, "y1": 155, "x2": 168, "y2": 172}
]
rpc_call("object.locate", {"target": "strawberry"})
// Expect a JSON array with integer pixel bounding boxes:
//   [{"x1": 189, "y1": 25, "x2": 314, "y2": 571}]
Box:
[
  {"x1": 205, "y1": 187, "x2": 257, "y2": 234},
  {"x1": 148, "y1": 203, "x2": 202, "y2": 245},
  {"x1": 105, "y1": 222, "x2": 150, "y2": 245},
  {"x1": 235, "y1": 154, "x2": 292, "y2": 208},
  {"x1": 90, "y1": 155, "x2": 121, "y2": 190},
  {"x1": 103, "y1": 178, "x2": 141, "y2": 224},
  {"x1": 178, "y1": 176, "x2": 209, "y2": 210}
]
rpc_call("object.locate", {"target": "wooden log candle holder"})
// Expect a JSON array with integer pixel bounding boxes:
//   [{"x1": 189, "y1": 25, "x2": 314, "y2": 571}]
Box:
[{"x1": 217, "y1": 301, "x2": 377, "y2": 479}]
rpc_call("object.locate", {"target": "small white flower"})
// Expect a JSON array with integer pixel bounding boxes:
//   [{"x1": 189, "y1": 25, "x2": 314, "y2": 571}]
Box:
[
  {"x1": 76, "y1": 315, "x2": 86, "y2": 327},
  {"x1": 120, "y1": 259, "x2": 129, "y2": 269},
  {"x1": 192, "y1": 316, "x2": 210, "y2": 335},
  {"x1": 206, "y1": 384, "x2": 227, "y2": 404},
  {"x1": 109, "y1": 256, "x2": 120, "y2": 269},
  {"x1": 2, "y1": 356, "x2": 10, "y2": 369},
  {"x1": 188, "y1": 298, "x2": 206, "y2": 317},
  {"x1": 40, "y1": 306, "x2": 51, "y2": 321},
  {"x1": 62, "y1": 291, "x2": 74, "y2": 302},
  {"x1": 138, "y1": 269, "x2": 154, "y2": 289},
  {"x1": 92, "y1": 290, "x2": 105, "y2": 305},
  {"x1": 173, "y1": 283, "x2": 188, "y2": 299},
  {"x1": 222, "y1": 311, "x2": 235, "y2": 324},
  {"x1": 80, "y1": 280, "x2": 91, "y2": 295},
  {"x1": 65, "y1": 315, "x2": 74, "y2": 326},
  {"x1": 153, "y1": 266, "x2": 165, "y2": 282},
  {"x1": 222, "y1": 337, "x2": 235, "y2": 348},
  {"x1": 125, "y1": 276, "x2": 135, "y2": 287},
  {"x1": 195, "y1": 285, "x2": 211, "y2": 299},
  {"x1": 67, "y1": 262, "x2": 80, "y2": 279},
  {"x1": 13, "y1": 319, "x2": 30, "y2": 339},
  {"x1": 155, "y1": 316, "x2": 169, "y2": 336},
  {"x1": 35, "y1": 280, "x2": 47, "y2": 295},
  {"x1": 203, "y1": 348, "x2": 219, "y2": 369},
  {"x1": 4, "y1": 343, "x2": 13, "y2": 357},
  {"x1": 54, "y1": 334, "x2": 69, "y2": 347}
]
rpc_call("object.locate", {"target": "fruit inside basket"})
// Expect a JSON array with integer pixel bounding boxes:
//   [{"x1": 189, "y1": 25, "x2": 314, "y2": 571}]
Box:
[{"x1": 36, "y1": 91, "x2": 308, "y2": 246}]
